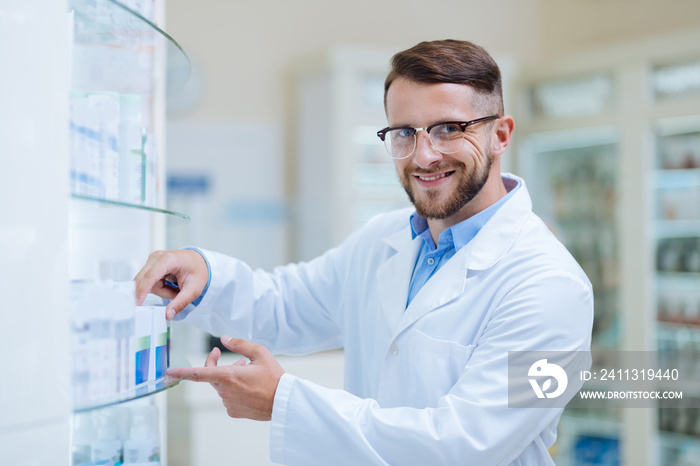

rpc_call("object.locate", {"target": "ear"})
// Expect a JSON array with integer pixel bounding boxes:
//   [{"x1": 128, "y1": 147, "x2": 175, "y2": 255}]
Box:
[{"x1": 491, "y1": 115, "x2": 514, "y2": 158}]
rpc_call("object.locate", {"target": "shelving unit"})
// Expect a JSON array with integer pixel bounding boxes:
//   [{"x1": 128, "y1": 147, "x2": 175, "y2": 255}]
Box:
[
  {"x1": 519, "y1": 126, "x2": 621, "y2": 350},
  {"x1": 515, "y1": 28, "x2": 700, "y2": 466},
  {"x1": 0, "y1": 0, "x2": 188, "y2": 462},
  {"x1": 652, "y1": 115, "x2": 700, "y2": 466},
  {"x1": 67, "y1": 0, "x2": 190, "y2": 463}
]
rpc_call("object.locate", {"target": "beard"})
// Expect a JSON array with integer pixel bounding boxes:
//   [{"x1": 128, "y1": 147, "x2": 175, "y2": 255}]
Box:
[{"x1": 399, "y1": 154, "x2": 492, "y2": 220}]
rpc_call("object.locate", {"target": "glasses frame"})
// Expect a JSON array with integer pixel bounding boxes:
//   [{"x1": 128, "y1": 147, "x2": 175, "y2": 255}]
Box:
[{"x1": 377, "y1": 115, "x2": 500, "y2": 159}]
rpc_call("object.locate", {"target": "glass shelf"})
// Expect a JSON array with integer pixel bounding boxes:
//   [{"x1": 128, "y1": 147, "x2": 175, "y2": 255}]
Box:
[
  {"x1": 654, "y1": 168, "x2": 700, "y2": 189},
  {"x1": 68, "y1": 0, "x2": 190, "y2": 95},
  {"x1": 657, "y1": 320, "x2": 700, "y2": 334},
  {"x1": 74, "y1": 378, "x2": 179, "y2": 414},
  {"x1": 655, "y1": 220, "x2": 700, "y2": 238},
  {"x1": 656, "y1": 271, "x2": 700, "y2": 286},
  {"x1": 72, "y1": 193, "x2": 190, "y2": 219}
]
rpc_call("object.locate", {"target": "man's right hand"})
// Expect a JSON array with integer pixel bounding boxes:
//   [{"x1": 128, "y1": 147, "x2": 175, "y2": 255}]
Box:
[{"x1": 134, "y1": 249, "x2": 209, "y2": 320}]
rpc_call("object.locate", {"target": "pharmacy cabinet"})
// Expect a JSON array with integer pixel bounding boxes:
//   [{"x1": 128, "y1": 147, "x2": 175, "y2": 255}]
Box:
[
  {"x1": 653, "y1": 114, "x2": 700, "y2": 465},
  {"x1": 0, "y1": 0, "x2": 189, "y2": 463},
  {"x1": 67, "y1": 1, "x2": 190, "y2": 465},
  {"x1": 520, "y1": 126, "x2": 620, "y2": 349},
  {"x1": 292, "y1": 47, "x2": 412, "y2": 260},
  {"x1": 515, "y1": 28, "x2": 700, "y2": 466}
]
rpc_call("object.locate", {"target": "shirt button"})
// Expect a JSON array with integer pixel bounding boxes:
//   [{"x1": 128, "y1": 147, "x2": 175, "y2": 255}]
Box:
[
  {"x1": 390, "y1": 344, "x2": 399, "y2": 356},
  {"x1": 427, "y1": 257, "x2": 435, "y2": 266}
]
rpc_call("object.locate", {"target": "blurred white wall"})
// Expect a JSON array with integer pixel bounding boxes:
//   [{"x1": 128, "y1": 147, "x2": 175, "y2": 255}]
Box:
[
  {"x1": 165, "y1": 0, "x2": 700, "y2": 123},
  {"x1": 165, "y1": 0, "x2": 542, "y2": 121},
  {"x1": 539, "y1": 0, "x2": 700, "y2": 57}
]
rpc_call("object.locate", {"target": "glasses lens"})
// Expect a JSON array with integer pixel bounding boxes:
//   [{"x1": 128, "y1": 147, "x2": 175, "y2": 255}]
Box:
[
  {"x1": 429, "y1": 123, "x2": 465, "y2": 154},
  {"x1": 384, "y1": 128, "x2": 416, "y2": 159}
]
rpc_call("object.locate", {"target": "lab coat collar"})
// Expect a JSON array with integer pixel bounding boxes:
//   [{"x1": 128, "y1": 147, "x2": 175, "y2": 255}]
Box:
[
  {"x1": 378, "y1": 173, "x2": 532, "y2": 337},
  {"x1": 381, "y1": 173, "x2": 530, "y2": 266},
  {"x1": 462, "y1": 173, "x2": 531, "y2": 271}
]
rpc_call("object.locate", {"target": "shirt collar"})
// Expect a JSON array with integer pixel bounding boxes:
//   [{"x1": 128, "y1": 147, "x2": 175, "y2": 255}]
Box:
[{"x1": 408, "y1": 175, "x2": 522, "y2": 252}]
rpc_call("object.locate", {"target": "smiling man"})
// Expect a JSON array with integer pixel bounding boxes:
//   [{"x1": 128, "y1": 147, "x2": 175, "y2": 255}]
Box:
[{"x1": 135, "y1": 40, "x2": 593, "y2": 465}]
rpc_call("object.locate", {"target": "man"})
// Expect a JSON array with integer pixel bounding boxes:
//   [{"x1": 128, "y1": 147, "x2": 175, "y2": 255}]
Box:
[{"x1": 135, "y1": 40, "x2": 593, "y2": 465}]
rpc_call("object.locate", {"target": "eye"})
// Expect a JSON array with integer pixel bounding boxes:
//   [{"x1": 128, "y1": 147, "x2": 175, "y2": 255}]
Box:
[
  {"x1": 396, "y1": 128, "x2": 414, "y2": 138},
  {"x1": 437, "y1": 123, "x2": 462, "y2": 134}
]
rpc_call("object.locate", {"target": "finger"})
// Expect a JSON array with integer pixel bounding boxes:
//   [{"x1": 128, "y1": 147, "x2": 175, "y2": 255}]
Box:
[
  {"x1": 220, "y1": 337, "x2": 265, "y2": 363},
  {"x1": 165, "y1": 283, "x2": 203, "y2": 320},
  {"x1": 205, "y1": 347, "x2": 221, "y2": 368},
  {"x1": 133, "y1": 251, "x2": 162, "y2": 287},
  {"x1": 134, "y1": 252, "x2": 166, "y2": 305},
  {"x1": 148, "y1": 280, "x2": 179, "y2": 300},
  {"x1": 233, "y1": 357, "x2": 247, "y2": 366},
  {"x1": 134, "y1": 251, "x2": 174, "y2": 305},
  {"x1": 165, "y1": 367, "x2": 220, "y2": 384}
]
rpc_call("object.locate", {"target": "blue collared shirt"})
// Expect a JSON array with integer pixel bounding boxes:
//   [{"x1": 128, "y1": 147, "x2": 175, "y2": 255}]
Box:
[{"x1": 406, "y1": 178, "x2": 521, "y2": 307}]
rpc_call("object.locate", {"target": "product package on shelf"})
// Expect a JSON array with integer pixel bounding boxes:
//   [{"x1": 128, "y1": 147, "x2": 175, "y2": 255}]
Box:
[
  {"x1": 142, "y1": 130, "x2": 158, "y2": 208},
  {"x1": 69, "y1": 90, "x2": 102, "y2": 197},
  {"x1": 119, "y1": 94, "x2": 145, "y2": 204},
  {"x1": 658, "y1": 130, "x2": 700, "y2": 170},
  {"x1": 72, "y1": 399, "x2": 161, "y2": 466},
  {"x1": 87, "y1": 91, "x2": 121, "y2": 201},
  {"x1": 70, "y1": 281, "x2": 170, "y2": 410},
  {"x1": 134, "y1": 305, "x2": 169, "y2": 384},
  {"x1": 152, "y1": 305, "x2": 169, "y2": 380},
  {"x1": 133, "y1": 306, "x2": 152, "y2": 387},
  {"x1": 69, "y1": 91, "x2": 149, "y2": 205},
  {"x1": 69, "y1": 0, "x2": 159, "y2": 207}
]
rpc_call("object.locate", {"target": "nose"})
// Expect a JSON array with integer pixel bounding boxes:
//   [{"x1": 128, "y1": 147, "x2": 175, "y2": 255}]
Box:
[{"x1": 412, "y1": 130, "x2": 443, "y2": 169}]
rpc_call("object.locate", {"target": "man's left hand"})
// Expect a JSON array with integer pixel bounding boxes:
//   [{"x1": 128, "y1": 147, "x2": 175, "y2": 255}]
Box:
[{"x1": 166, "y1": 337, "x2": 285, "y2": 421}]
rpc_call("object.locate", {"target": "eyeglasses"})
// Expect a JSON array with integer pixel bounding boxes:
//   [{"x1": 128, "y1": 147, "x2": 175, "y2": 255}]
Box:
[{"x1": 376, "y1": 115, "x2": 500, "y2": 160}]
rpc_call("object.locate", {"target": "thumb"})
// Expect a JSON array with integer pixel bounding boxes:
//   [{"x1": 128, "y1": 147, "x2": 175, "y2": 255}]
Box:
[
  {"x1": 165, "y1": 285, "x2": 201, "y2": 320},
  {"x1": 220, "y1": 336, "x2": 265, "y2": 362}
]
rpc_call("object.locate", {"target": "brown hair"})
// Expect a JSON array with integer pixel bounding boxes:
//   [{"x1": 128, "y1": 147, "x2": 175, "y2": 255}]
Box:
[{"x1": 384, "y1": 39, "x2": 503, "y2": 115}]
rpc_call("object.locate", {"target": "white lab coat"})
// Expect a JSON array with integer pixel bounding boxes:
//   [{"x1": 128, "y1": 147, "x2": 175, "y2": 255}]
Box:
[{"x1": 178, "y1": 173, "x2": 594, "y2": 465}]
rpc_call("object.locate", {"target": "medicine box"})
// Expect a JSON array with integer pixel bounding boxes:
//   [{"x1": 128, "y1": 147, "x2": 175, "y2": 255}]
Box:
[{"x1": 133, "y1": 307, "x2": 152, "y2": 386}]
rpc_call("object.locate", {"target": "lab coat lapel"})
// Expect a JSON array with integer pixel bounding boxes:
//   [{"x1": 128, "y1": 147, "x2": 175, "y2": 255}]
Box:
[
  {"x1": 377, "y1": 227, "x2": 422, "y2": 336},
  {"x1": 395, "y1": 244, "x2": 470, "y2": 337}
]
